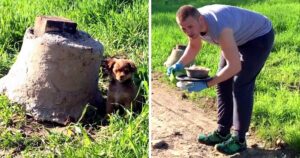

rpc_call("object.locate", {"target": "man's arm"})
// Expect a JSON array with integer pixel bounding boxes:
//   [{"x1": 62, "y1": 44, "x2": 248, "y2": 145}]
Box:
[
  {"x1": 207, "y1": 28, "x2": 241, "y2": 87},
  {"x1": 178, "y1": 35, "x2": 202, "y2": 66}
]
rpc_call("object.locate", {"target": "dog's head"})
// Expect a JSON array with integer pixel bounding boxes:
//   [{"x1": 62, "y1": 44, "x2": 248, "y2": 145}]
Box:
[{"x1": 104, "y1": 58, "x2": 137, "y2": 82}]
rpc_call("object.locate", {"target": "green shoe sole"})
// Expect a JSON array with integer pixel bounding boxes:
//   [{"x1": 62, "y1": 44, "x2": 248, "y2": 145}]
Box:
[
  {"x1": 198, "y1": 131, "x2": 231, "y2": 146},
  {"x1": 215, "y1": 144, "x2": 246, "y2": 155},
  {"x1": 214, "y1": 137, "x2": 247, "y2": 155}
]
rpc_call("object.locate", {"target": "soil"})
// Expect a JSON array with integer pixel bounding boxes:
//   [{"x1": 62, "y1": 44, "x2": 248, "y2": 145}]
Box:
[{"x1": 151, "y1": 72, "x2": 299, "y2": 158}]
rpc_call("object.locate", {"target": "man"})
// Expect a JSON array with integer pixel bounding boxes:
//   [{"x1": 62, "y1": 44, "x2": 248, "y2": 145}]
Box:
[{"x1": 167, "y1": 4, "x2": 274, "y2": 154}]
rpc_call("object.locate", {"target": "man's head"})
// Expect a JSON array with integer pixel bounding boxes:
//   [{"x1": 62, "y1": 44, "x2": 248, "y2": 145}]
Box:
[
  {"x1": 176, "y1": 5, "x2": 206, "y2": 39},
  {"x1": 176, "y1": 5, "x2": 201, "y2": 22}
]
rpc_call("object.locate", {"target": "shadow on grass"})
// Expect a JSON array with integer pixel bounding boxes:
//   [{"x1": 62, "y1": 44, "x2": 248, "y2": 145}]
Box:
[{"x1": 79, "y1": 104, "x2": 109, "y2": 127}]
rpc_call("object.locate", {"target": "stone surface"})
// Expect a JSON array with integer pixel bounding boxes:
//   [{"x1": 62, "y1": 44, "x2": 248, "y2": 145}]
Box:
[{"x1": 0, "y1": 27, "x2": 104, "y2": 125}]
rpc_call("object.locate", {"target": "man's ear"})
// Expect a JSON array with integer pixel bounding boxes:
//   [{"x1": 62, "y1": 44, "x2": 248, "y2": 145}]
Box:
[
  {"x1": 199, "y1": 15, "x2": 204, "y2": 23},
  {"x1": 176, "y1": 17, "x2": 180, "y2": 25}
]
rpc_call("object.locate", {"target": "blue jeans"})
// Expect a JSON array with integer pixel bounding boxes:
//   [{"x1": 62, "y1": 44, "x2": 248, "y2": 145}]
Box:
[{"x1": 217, "y1": 28, "x2": 275, "y2": 139}]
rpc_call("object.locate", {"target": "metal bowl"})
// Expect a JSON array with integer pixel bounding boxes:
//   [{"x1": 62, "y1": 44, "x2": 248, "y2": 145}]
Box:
[{"x1": 185, "y1": 66, "x2": 210, "y2": 79}]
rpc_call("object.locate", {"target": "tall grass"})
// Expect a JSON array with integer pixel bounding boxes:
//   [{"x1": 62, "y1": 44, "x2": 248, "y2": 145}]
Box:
[
  {"x1": 0, "y1": 0, "x2": 148, "y2": 157},
  {"x1": 152, "y1": 0, "x2": 300, "y2": 150}
]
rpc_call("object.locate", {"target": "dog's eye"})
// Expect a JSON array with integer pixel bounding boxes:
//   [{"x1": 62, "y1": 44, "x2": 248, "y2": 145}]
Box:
[{"x1": 124, "y1": 68, "x2": 129, "y2": 73}]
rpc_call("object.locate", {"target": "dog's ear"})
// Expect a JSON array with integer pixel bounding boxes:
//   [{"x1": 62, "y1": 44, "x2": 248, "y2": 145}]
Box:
[
  {"x1": 128, "y1": 62, "x2": 137, "y2": 72},
  {"x1": 104, "y1": 58, "x2": 116, "y2": 71}
]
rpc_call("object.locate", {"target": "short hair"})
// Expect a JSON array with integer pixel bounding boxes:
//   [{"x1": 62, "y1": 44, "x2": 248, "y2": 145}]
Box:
[{"x1": 176, "y1": 5, "x2": 201, "y2": 22}]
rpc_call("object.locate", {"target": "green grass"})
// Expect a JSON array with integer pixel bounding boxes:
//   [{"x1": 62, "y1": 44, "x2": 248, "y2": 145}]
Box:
[
  {"x1": 0, "y1": 95, "x2": 149, "y2": 157},
  {"x1": 152, "y1": 0, "x2": 300, "y2": 151},
  {"x1": 0, "y1": 0, "x2": 148, "y2": 157}
]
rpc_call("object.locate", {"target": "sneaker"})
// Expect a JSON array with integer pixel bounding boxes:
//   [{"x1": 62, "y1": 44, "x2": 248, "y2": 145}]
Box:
[
  {"x1": 198, "y1": 130, "x2": 231, "y2": 145},
  {"x1": 215, "y1": 136, "x2": 247, "y2": 155}
]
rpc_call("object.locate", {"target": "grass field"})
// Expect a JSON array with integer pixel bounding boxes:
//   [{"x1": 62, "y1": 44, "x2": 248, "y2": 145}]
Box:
[
  {"x1": 0, "y1": 0, "x2": 149, "y2": 157},
  {"x1": 152, "y1": 0, "x2": 300, "y2": 150}
]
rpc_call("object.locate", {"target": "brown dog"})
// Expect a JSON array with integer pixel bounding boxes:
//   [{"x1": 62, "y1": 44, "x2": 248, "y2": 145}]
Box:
[{"x1": 104, "y1": 58, "x2": 140, "y2": 114}]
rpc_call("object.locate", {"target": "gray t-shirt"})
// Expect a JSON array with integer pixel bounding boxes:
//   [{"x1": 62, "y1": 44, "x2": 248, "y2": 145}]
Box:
[{"x1": 198, "y1": 4, "x2": 272, "y2": 46}]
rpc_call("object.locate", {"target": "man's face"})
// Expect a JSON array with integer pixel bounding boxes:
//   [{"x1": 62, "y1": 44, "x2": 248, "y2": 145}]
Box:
[{"x1": 177, "y1": 16, "x2": 202, "y2": 39}]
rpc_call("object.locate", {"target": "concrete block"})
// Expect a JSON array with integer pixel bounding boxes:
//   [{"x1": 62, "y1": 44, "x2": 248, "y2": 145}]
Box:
[{"x1": 34, "y1": 16, "x2": 77, "y2": 36}]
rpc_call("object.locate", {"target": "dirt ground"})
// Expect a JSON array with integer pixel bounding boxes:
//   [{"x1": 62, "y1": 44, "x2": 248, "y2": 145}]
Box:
[{"x1": 151, "y1": 73, "x2": 299, "y2": 158}]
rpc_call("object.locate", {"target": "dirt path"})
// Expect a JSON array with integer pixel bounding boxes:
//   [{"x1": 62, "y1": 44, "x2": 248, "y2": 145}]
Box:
[{"x1": 151, "y1": 73, "x2": 299, "y2": 158}]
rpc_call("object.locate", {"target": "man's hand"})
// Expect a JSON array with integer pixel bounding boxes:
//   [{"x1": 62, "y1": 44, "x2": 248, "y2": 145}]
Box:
[
  {"x1": 176, "y1": 81, "x2": 208, "y2": 92},
  {"x1": 167, "y1": 62, "x2": 184, "y2": 76}
]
